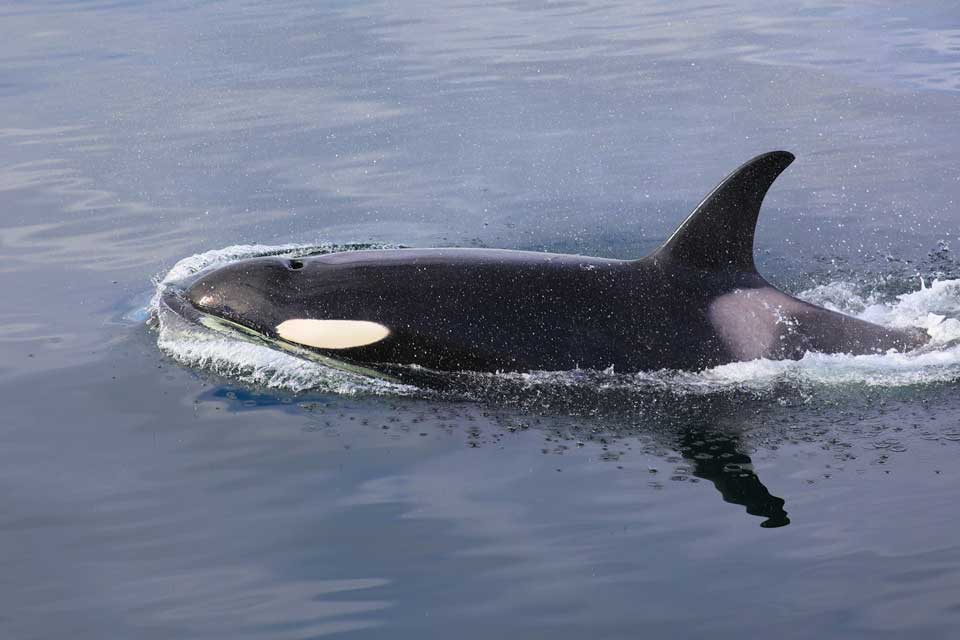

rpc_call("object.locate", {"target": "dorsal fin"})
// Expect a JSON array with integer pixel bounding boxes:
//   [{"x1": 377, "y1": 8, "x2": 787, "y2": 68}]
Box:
[{"x1": 651, "y1": 151, "x2": 794, "y2": 272}]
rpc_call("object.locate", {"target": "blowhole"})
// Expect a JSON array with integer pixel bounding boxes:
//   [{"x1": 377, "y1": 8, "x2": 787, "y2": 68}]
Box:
[{"x1": 288, "y1": 259, "x2": 304, "y2": 270}]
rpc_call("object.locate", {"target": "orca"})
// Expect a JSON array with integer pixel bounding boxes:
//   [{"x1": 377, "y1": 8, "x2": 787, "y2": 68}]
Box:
[{"x1": 183, "y1": 151, "x2": 928, "y2": 376}]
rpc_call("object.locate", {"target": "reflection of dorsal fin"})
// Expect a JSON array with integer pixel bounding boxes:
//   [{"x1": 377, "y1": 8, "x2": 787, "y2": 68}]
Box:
[{"x1": 651, "y1": 151, "x2": 794, "y2": 272}]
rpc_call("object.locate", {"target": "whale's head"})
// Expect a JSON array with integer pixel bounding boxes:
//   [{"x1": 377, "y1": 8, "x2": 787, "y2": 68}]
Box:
[
  {"x1": 187, "y1": 256, "x2": 296, "y2": 335},
  {"x1": 186, "y1": 256, "x2": 392, "y2": 351}
]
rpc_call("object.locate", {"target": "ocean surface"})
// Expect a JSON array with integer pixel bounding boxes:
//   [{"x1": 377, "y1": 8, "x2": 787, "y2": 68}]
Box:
[{"x1": 2, "y1": 1, "x2": 960, "y2": 638}]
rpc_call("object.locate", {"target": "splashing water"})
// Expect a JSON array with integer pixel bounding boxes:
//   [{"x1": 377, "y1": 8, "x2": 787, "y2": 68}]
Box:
[{"x1": 148, "y1": 244, "x2": 960, "y2": 396}]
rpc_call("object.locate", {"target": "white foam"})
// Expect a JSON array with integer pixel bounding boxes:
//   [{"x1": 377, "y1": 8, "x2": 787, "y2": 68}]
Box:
[{"x1": 149, "y1": 243, "x2": 960, "y2": 395}]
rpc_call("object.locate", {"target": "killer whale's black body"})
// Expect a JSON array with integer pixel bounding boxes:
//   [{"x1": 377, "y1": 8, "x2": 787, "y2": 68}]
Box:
[{"x1": 186, "y1": 151, "x2": 928, "y2": 374}]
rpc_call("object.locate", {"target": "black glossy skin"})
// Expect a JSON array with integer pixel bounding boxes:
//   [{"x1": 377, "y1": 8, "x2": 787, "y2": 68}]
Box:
[
  {"x1": 185, "y1": 151, "x2": 929, "y2": 374},
  {"x1": 190, "y1": 249, "x2": 717, "y2": 372},
  {"x1": 186, "y1": 248, "x2": 927, "y2": 373}
]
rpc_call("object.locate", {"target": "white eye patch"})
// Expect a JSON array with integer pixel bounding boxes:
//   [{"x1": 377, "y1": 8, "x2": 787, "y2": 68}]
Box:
[{"x1": 276, "y1": 319, "x2": 391, "y2": 350}]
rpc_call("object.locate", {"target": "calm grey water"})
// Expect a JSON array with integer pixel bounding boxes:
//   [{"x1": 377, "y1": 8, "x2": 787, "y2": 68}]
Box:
[{"x1": 3, "y1": 1, "x2": 960, "y2": 638}]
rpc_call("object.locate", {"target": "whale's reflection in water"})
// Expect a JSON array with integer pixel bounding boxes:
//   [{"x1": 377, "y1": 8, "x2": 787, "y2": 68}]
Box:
[
  {"x1": 442, "y1": 375, "x2": 803, "y2": 527},
  {"x1": 201, "y1": 382, "x2": 801, "y2": 528},
  {"x1": 678, "y1": 428, "x2": 789, "y2": 528},
  {"x1": 170, "y1": 374, "x2": 960, "y2": 638}
]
